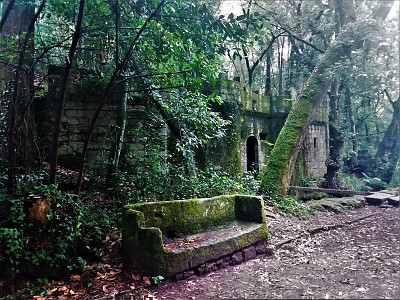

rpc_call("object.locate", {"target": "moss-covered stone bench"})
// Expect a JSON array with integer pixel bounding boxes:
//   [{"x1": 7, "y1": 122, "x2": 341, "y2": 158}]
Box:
[{"x1": 122, "y1": 195, "x2": 268, "y2": 278}]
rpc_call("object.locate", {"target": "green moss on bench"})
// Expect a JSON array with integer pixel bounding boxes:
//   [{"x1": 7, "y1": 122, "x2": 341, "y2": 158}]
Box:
[{"x1": 122, "y1": 195, "x2": 268, "y2": 277}]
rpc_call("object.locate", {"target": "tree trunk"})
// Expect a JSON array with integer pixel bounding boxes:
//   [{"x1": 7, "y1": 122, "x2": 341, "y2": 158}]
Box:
[
  {"x1": 277, "y1": 38, "x2": 284, "y2": 95},
  {"x1": 49, "y1": 0, "x2": 85, "y2": 184},
  {"x1": 375, "y1": 96, "x2": 400, "y2": 183},
  {"x1": 0, "y1": 0, "x2": 15, "y2": 33},
  {"x1": 344, "y1": 84, "x2": 356, "y2": 151},
  {"x1": 106, "y1": 78, "x2": 127, "y2": 188},
  {"x1": 1, "y1": 0, "x2": 37, "y2": 193},
  {"x1": 265, "y1": 49, "x2": 272, "y2": 98},
  {"x1": 76, "y1": 0, "x2": 166, "y2": 194},
  {"x1": 322, "y1": 79, "x2": 344, "y2": 189},
  {"x1": 259, "y1": 0, "x2": 393, "y2": 195},
  {"x1": 321, "y1": 0, "x2": 355, "y2": 189}
]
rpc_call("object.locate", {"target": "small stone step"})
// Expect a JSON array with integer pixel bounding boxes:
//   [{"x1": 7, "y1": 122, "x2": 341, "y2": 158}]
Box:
[
  {"x1": 387, "y1": 196, "x2": 400, "y2": 206},
  {"x1": 365, "y1": 197, "x2": 384, "y2": 205},
  {"x1": 380, "y1": 204, "x2": 394, "y2": 208},
  {"x1": 365, "y1": 193, "x2": 390, "y2": 205}
]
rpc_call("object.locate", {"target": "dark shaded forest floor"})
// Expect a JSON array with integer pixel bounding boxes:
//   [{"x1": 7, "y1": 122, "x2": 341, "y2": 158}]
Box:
[{"x1": 2, "y1": 198, "x2": 399, "y2": 299}]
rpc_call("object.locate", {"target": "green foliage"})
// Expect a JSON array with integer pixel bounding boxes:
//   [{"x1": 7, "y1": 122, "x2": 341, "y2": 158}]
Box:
[
  {"x1": 302, "y1": 176, "x2": 324, "y2": 187},
  {"x1": 0, "y1": 185, "x2": 115, "y2": 277},
  {"x1": 340, "y1": 173, "x2": 370, "y2": 191},
  {"x1": 117, "y1": 161, "x2": 259, "y2": 203},
  {"x1": 0, "y1": 185, "x2": 83, "y2": 274},
  {"x1": 263, "y1": 191, "x2": 313, "y2": 217},
  {"x1": 361, "y1": 173, "x2": 388, "y2": 191},
  {"x1": 389, "y1": 163, "x2": 400, "y2": 187},
  {"x1": 340, "y1": 172, "x2": 388, "y2": 192},
  {"x1": 151, "y1": 275, "x2": 164, "y2": 285}
]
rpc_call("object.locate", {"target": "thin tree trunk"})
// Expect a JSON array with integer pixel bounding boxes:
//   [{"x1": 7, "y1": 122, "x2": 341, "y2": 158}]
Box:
[
  {"x1": 344, "y1": 84, "x2": 356, "y2": 151},
  {"x1": 322, "y1": 79, "x2": 343, "y2": 188},
  {"x1": 365, "y1": 123, "x2": 371, "y2": 144},
  {"x1": 0, "y1": 0, "x2": 15, "y2": 33},
  {"x1": 106, "y1": 79, "x2": 127, "y2": 188},
  {"x1": 265, "y1": 49, "x2": 272, "y2": 97},
  {"x1": 375, "y1": 94, "x2": 400, "y2": 183},
  {"x1": 76, "y1": 0, "x2": 166, "y2": 194},
  {"x1": 3, "y1": 0, "x2": 42, "y2": 193},
  {"x1": 49, "y1": 0, "x2": 85, "y2": 184},
  {"x1": 277, "y1": 38, "x2": 283, "y2": 95},
  {"x1": 106, "y1": 0, "x2": 124, "y2": 189}
]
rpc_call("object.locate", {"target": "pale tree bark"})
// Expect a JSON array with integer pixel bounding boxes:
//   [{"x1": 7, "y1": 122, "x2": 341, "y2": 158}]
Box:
[
  {"x1": 321, "y1": 0, "x2": 355, "y2": 189},
  {"x1": 343, "y1": 83, "x2": 356, "y2": 151},
  {"x1": 322, "y1": 79, "x2": 344, "y2": 189},
  {"x1": 260, "y1": 0, "x2": 394, "y2": 195}
]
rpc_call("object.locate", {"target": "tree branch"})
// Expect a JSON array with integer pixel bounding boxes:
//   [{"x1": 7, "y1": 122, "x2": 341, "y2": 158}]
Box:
[
  {"x1": 76, "y1": 0, "x2": 167, "y2": 193},
  {"x1": 0, "y1": 0, "x2": 16, "y2": 33}
]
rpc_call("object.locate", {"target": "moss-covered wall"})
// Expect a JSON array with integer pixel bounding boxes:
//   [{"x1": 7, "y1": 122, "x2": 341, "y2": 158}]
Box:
[
  {"x1": 207, "y1": 81, "x2": 328, "y2": 181},
  {"x1": 35, "y1": 65, "x2": 168, "y2": 171},
  {"x1": 124, "y1": 195, "x2": 237, "y2": 237},
  {"x1": 122, "y1": 194, "x2": 268, "y2": 277}
]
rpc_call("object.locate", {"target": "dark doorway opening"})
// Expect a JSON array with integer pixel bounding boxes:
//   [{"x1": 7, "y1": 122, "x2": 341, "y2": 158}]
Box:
[{"x1": 246, "y1": 136, "x2": 259, "y2": 172}]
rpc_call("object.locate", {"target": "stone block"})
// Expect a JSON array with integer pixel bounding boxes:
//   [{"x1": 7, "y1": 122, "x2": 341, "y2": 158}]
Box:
[
  {"x1": 231, "y1": 252, "x2": 244, "y2": 265},
  {"x1": 216, "y1": 256, "x2": 230, "y2": 267},
  {"x1": 122, "y1": 195, "x2": 268, "y2": 278},
  {"x1": 206, "y1": 262, "x2": 217, "y2": 272},
  {"x1": 365, "y1": 196, "x2": 385, "y2": 206},
  {"x1": 387, "y1": 197, "x2": 399, "y2": 206},
  {"x1": 380, "y1": 204, "x2": 393, "y2": 208},
  {"x1": 195, "y1": 264, "x2": 207, "y2": 276},
  {"x1": 183, "y1": 270, "x2": 195, "y2": 279},
  {"x1": 255, "y1": 241, "x2": 267, "y2": 254},
  {"x1": 220, "y1": 261, "x2": 230, "y2": 269},
  {"x1": 243, "y1": 246, "x2": 257, "y2": 261}
]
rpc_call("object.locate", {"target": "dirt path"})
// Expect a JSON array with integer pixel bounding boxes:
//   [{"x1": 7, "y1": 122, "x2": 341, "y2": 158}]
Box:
[{"x1": 152, "y1": 205, "x2": 400, "y2": 299}]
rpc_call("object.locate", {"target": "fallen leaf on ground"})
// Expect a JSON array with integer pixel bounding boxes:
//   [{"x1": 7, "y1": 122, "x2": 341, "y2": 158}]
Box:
[
  {"x1": 132, "y1": 274, "x2": 141, "y2": 281},
  {"x1": 70, "y1": 275, "x2": 81, "y2": 281},
  {"x1": 143, "y1": 276, "x2": 151, "y2": 285}
]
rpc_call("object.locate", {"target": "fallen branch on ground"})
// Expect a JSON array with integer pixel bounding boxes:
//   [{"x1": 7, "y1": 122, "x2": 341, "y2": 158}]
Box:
[{"x1": 274, "y1": 212, "x2": 377, "y2": 248}]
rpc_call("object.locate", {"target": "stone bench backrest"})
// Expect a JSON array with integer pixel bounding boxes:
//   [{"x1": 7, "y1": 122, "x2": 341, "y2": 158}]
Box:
[{"x1": 124, "y1": 195, "x2": 264, "y2": 238}]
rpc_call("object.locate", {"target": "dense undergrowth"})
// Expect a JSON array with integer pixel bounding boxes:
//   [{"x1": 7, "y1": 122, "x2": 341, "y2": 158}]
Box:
[
  {"x1": 1, "y1": 160, "x2": 398, "y2": 299},
  {"x1": 0, "y1": 165, "x2": 261, "y2": 289}
]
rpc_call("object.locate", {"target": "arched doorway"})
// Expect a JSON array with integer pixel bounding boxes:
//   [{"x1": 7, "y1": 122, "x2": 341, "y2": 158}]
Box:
[{"x1": 246, "y1": 136, "x2": 259, "y2": 172}]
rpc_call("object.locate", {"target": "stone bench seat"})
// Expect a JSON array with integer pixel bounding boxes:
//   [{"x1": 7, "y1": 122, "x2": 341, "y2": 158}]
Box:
[
  {"x1": 163, "y1": 220, "x2": 264, "y2": 252},
  {"x1": 122, "y1": 195, "x2": 268, "y2": 278}
]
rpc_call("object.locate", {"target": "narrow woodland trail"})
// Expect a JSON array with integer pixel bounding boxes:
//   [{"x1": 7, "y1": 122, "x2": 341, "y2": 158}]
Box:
[{"x1": 152, "y1": 205, "x2": 400, "y2": 299}]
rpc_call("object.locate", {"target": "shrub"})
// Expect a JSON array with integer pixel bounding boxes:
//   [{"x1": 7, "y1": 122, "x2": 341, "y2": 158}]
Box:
[
  {"x1": 0, "y1": 185, "x2": 114, "y2": 278},
  {"x1": 263, "y1": 191, "x2": 313, "y2": 217}
]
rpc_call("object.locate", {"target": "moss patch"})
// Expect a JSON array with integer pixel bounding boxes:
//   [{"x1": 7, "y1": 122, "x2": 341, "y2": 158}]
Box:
[{"x1": 122, "y1": 195, "x2": 268, "y2": 277}]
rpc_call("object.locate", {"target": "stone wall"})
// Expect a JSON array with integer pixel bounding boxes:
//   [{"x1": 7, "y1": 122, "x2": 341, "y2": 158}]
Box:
[
  {"x1": 202, "y1": 80, "x2": 328, "y2": 181},
  {"x1": 35, "y1": 66, "x2": 167, "y2": 170},
  {"x1": 36, "y1": 67, "x2": 328, "y2": 181},
  {"x1": 34, "y1": 66, "x2": 115, "y2": 169},
  {"x1": 304, "y1": 124, "x2": 328, "y2": 177}
]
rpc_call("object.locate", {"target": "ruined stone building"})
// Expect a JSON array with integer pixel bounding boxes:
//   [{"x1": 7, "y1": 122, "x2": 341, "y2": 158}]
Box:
[
  {"x1": 35, "y1": 66, "x2": 328, "y2": 184},
  {"x1": 198, "y1": 77, "x2": 328, "y2": 182}
]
